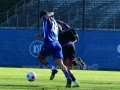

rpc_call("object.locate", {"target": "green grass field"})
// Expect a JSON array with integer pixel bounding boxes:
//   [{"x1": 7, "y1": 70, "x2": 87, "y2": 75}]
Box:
[{"x1": 0, "y1": 67, "x2": 120, "y2": 90}]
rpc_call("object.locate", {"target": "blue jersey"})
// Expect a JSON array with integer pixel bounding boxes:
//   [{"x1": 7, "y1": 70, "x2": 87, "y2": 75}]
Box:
[
  {"x1": 40, "y1": 15, "x2": 63, "y2": 59},
  {"x1": 42, "y1": 15, "x2": 59, "y2": 42}
]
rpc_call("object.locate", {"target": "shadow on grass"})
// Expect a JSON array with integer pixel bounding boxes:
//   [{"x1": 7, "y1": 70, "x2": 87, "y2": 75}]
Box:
[
  {"x1": 0, "y1": 84, "x2": 58, "y2": 90},
  {"x1": 0, "y1": 84, "x2": 39, "y2": 87},
  {"x1": 0, "y1": 84, "x2": 80, "y2": 90},
  {"x1": 0, "y1": 84, "x2": 40, "y2": 89}
]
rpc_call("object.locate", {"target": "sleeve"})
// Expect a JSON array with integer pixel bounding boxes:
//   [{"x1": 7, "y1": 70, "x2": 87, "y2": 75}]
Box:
[{"x1": 42, "y1": 15, "x2": 47, "y2": 20}]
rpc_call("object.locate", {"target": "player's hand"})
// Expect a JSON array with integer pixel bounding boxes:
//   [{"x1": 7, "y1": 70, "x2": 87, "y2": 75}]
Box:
[
  {"x1": 35, "y1": 34, "x2": 43, "y2": 39},
  {"x1": 46, "y1": 12, "x2": 54, "y2": 19},
  {"x1": 75, "y1": 34, "x2": 79, "y2": 40},
  {"x1": 46, "y1": 15, "x2": 50, "y2": 19}
]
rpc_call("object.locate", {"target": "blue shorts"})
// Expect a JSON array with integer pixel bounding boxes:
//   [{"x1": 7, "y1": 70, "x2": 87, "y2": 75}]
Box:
[{"x1": 39, "y1": 41, "x2": 63, "y2": 59}]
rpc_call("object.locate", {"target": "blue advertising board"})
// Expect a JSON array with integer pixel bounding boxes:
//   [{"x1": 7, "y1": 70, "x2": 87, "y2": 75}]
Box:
[
  {"x1": 75, "y1": 31, "x2": 120, "y2": 70},
  {"x1": 0, "y1": 29, "x2": 120, "y2": 70},
  {"x1": 0, "y1": 29, "x2": 45, "y2": 67}
]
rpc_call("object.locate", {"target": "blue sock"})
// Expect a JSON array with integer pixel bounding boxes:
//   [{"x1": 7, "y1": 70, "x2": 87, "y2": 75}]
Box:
[
  {"x1": 45, "y1": 62, "x2": 55, "y2": 70},
  {"x1": 64, "y1": 71, "x2": 70, "y2": 79}
]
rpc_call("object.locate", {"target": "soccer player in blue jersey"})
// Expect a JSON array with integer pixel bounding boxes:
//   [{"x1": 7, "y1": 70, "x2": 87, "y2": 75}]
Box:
[{"x1": 35, "y1": 10, "x2": 71, "y2": 87}]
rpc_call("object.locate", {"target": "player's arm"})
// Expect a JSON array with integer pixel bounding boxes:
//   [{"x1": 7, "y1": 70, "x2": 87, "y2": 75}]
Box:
[
  {"x1": 46, "y1": 12, "x2": 54, "y2": 19},
  {"x1": 71, "y1": 28, "x2": 79, "y2": 40},
  {"x1": 74, "y1": 34, "x2": 79, "y2": 40},
  {"x1": 70, "y1": 28, "x2": 77, "y2": 35},
  {"x1": 35, "y1": 33, "x2": 44, "y2": 39}
]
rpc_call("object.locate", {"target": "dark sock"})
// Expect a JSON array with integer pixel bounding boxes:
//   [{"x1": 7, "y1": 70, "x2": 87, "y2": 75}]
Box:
[{"x1": 70, "y1": 74, "x2": 76, "y2": 82}]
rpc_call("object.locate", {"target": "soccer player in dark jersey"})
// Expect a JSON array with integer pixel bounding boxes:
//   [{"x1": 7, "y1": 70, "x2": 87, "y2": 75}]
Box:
[
  {"x1": 57, "y1": 20, "x2": 86, "y2": 69},
  {"x1": 57, "y1": 20, "x2": 86, "y2": 87},
  {"x1": 35, "y1": 10, "x2": 71, "y2": 87}
]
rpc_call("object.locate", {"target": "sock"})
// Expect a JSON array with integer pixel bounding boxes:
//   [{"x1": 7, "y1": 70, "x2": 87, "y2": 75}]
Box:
[
  {"x1": 74, "y1": 80, "x2": 79, "y2": 84},
  {"x1": 70, "y1": 74, "x2": 76, "y2": 82},
  {"x1": 45, "y1": 62, "x2": 55, "y2": 70},
  {"x1": 64, "y1": 71, "x2": 70, "y2": 79}
]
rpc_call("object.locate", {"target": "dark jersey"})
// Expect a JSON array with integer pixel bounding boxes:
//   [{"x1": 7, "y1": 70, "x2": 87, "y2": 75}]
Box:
[
  {"x1": 57, "y1": 20, "x2": 77, "y2": 46},
  {"x1": 57, "y1": 20, "x2": 70, "y2": 31}
]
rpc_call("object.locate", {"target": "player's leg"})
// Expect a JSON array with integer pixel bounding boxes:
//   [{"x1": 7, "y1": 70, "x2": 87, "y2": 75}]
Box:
[
  {"x1": 38, "y1": 44, "x2": 58, "y2": 80},
  {"x1": 73, "y1": 57, "x2": 86, "y2": 69},
  {"x1": 63, "y1": 59, "x2": 80, "y2": 87},
  {"x1": 68, "y1": 43, "x2": 86, "y2": 69},
  {"x1": 53, "y1": 42, "x2": 71, "y2": 88},
  {"x1": 66, "y1": 44, "x2": 80, "y2": 87},
  {"x1": 62, "y1": 45, "x2": 79, "y2": 87},
  {"x1": 69, "y1": 60, "x2": 80, "y2": 87},
  {"x1": 38, "y1": 54, "x2": 57, "y2": 70},
  {"x1": 54, "y1": 58, "x2": 71, "y2": 87}
]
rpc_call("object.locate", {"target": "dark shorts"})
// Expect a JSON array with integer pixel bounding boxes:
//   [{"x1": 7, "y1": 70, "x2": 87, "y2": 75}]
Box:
[
  {"x1": 62, "y1": 43, "x2": 75, "y2": 60},
  {"x1": 39, "y1": 41, "x2": 63, "y2": 59}
]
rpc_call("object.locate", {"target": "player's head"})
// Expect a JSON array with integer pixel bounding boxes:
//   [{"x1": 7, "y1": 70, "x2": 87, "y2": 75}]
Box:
[{"x1": 40, "y1": 10, "x2": 49, "y2": 18}]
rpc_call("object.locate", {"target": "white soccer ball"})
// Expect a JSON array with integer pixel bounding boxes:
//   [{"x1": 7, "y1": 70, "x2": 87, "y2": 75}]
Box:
[{"x1": 26, "y1": 72, "x2": 37, "y2": 82}]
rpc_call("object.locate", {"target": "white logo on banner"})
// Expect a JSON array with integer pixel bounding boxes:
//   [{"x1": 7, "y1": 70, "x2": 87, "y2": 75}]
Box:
[
  {"x1": 29, "y1": 40, "x2": 43, "y2": 57},
  {"x1": 117, "y1": 45, "x2": 120, "y2": 53}
]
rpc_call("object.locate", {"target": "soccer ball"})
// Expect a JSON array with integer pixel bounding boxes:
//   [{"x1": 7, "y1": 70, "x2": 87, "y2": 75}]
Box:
[{"x1": 26, "y1": 72, "x2": 36, "y2": 82}]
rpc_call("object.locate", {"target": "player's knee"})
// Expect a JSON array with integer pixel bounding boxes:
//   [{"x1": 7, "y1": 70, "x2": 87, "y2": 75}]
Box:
[
  {"x1": 64, "y1": 60, "x2": 74, "y2": 69},
  {"x1": 57, "y1": 62, "x2": 63, "y2": 66},
  {"x1": 69, "y1": 65, "x2": 74, "y2": 69},
  {"x1": 63, "y1": 61, "x2": 68, "y2": 65},
  {"x1": 55, "y1": 58, "x2": 63, "y2": 65},
  {"x1": 63, "y1": 60, "x2": 69, "y2": 66}
]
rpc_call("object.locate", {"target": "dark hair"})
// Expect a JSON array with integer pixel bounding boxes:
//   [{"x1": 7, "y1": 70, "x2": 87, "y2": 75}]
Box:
[{"x1": 40, "y1": 10, "x2": 48, "y2": 18}]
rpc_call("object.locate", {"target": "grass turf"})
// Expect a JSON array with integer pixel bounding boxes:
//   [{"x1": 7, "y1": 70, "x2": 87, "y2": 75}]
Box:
[{"x1": 0, "y1": 67, "x2": 120, "y2": 90}]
